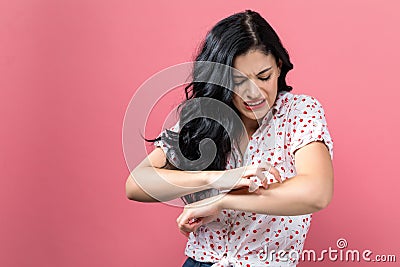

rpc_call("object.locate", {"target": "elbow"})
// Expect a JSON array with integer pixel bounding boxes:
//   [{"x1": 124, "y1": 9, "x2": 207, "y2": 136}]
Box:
[
  {"x1": 306, "y1": 181, "x2": 333, "y2": 212},
  {"x1": 126, "y1": 188, "x2": 137, "y2": 201},
  {"x1": 125, "y1": 174, "x2": 157, "y2": 202},
  {"x1": 312, "y1": 194, "x2": 332, "y2": 211},
  {"x1": 125, "y1": 177, "x2": 139, "y2": 201},
  {"x1": 310, "y1": 188, "x2": 333, "y2": 212},
  {"x1": 125, "y1": 182, "x2": 152, "y2": 202}
]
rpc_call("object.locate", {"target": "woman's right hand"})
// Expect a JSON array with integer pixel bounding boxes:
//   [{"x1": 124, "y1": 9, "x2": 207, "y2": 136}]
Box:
[{"x1": 206, "y1": 162, "x2": 282, "y2": 192}]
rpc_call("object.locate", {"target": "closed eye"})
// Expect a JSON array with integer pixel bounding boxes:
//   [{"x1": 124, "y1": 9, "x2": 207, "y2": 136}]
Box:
[
  {"x1": 234, "y1": 79, "x2": 247, "y2": 86},
  {"x1": 259, "y1": 75, "x2": 271, "y2": 81},
  {"x1": 234, "y1": 74, "x2": 271, "y2": 86}
]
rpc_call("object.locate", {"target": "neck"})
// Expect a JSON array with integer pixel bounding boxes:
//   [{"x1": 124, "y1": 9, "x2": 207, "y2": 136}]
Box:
[{"x1": 240, "y1": 116, "x2": 262, "y2": 138}]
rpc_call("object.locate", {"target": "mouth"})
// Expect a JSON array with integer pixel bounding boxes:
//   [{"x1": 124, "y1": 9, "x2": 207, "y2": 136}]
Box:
[{"x1": 244, "y1": 99, "x2": 266, "y2": 110}]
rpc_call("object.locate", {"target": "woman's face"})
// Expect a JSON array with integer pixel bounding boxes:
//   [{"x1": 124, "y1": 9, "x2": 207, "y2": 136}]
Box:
[{"x1": 232, "y1": 49, "x2": 282, "y2": 125}]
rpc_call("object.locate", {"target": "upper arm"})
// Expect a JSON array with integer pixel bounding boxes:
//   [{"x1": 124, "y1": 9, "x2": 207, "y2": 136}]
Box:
[
  {"x1": 284, "y1": 95, "x2": 334, "y2": 207},
  {"x1": 294, "y1": 141, "x2": 334, "y2": 207},
  {"x1": 125, "y1": 147, "x2": 169, "y2": 202},
  {"x1": 137, "y1": 146, "x2": 169, "y2": 169},
  {"x1": 126, "y1": 121, "x2": 180, "y2": 201}
]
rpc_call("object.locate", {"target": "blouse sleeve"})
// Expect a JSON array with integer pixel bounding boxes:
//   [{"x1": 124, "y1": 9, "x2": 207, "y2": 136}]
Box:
[
  {"x1": 287, "y1": 95, "x2": 334, "y2": 160},
  {"x1": 153, "y1": 120, "x2": 180, "y2": 168},
  {"x1": 153, "y1": 121, "x2": 180, "y2": 152}
]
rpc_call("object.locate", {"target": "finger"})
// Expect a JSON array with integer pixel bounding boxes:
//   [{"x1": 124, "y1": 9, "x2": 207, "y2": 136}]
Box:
[
  {"x1": 180, "y1": 220, "x2": 202, "y2": 234},
  {"x1": 176, "y1": 212, "x2": 183, "y2": 224},
  {"x1": 254, "y1": 185, "x2": 265, "y2": 193},
  {"x1": 247, "y1": 180, "x2": 259, "y2": 193},
  {"x1": 261, "y1": 176, "x2": 268, "y2": 189},
  {"x1": 234, "y1": 178, "x2": 258, "y2": 192},
  {"x1": 255, "y1": 170, "x2": 268, "y2": 189},
  {"x1": 268, "y1": 167, "x2": 282, "y2": 183},
  {"x1": 179, "y1": 228, "x2": 190, "y2": 238},
  {"x1": 191, "y1": 219, "x2": 203, "y2": 232},
  {"x1": 178, "y1": 223, "x2": 193, "y2": 235},
  {"x1": 188, "y1": 217, "x2": 200, "y2": 224},
  {"x1": 178, "y1": 220, "x2": 191, "y2": 236},
  {"x1": 180, "y1": 213, "x2": 201, "y2": 226},
  {"x1": 255, "y1": 164, "x2": 269, "y2": 188},
  {"x1": 239, "y1": 166, "x2": 267, "y2": 190}
]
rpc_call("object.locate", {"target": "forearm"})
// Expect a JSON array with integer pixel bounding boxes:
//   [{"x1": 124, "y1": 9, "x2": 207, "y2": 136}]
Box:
[
  {"x1": 219, "y1": 174, "x2": 332, "y2": 216},
  {"x1": 127, "y1": 166, "x2": 221, "y2": 202}
]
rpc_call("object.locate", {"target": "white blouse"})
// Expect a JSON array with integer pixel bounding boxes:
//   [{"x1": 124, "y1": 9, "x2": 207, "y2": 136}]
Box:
[{"x1": 154, "y1": 90, "x2": 334, "y2": 266}]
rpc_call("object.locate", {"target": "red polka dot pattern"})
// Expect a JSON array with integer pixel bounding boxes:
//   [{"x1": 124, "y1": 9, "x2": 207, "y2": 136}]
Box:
[{"x1": 154, "y1": 91, "x2": 334, "y2": 266}]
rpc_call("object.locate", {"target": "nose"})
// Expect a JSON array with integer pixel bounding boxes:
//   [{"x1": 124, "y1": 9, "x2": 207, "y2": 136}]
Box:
[{"x1": 243, "y1": 79, "x2": 263, "y2": 100}]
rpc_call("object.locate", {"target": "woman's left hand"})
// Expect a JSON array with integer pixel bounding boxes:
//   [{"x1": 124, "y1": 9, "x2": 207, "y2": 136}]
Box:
[{"x1": 176, "y1": 195, "x2": 222, "y2": 237}]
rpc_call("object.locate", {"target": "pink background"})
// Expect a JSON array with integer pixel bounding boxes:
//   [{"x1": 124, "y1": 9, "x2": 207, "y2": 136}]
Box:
[{"x1": 1, "y1": 1, "x2": 399, "y2": 266}]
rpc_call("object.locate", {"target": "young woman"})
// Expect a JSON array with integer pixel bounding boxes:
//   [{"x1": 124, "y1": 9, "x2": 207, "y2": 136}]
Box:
[{"x1": 126, "y1": 10, "x2": 334, "y2": 267}]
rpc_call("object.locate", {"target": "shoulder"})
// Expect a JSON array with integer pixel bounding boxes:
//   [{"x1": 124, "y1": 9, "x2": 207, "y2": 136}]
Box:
[
  {"x1": 285, "y1": 92, "x2": 327, "y2": 118},
  {"x1": 273, "y1": 91, "x2": 326, "y2": 118},
  {"x1": 274, "y1": 91, "x2": 319, "y2": 105},
  {"x1": 291, "y1": 93, "x2": 323, "y2": 107}
]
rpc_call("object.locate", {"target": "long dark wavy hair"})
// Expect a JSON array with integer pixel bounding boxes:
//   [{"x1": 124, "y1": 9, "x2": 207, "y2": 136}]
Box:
[{"x1": 145, "y1": 10, "x2": 293, "y2": 171}]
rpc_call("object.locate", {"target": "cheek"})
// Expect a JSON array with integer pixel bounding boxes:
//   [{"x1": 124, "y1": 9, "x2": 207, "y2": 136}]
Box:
[{"x1": 232, "y1": 95, "x2": 241, "y2": 109}]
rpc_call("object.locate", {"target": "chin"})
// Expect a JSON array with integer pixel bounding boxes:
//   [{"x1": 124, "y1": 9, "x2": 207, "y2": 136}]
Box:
[{"x1": 243, "y1": 109, "x2": 269, "y2": 121}]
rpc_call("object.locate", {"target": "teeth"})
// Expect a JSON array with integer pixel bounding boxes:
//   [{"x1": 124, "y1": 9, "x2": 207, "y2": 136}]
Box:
[{"x1": 247, "y1": 99, "x2": 264, "y2": 106}]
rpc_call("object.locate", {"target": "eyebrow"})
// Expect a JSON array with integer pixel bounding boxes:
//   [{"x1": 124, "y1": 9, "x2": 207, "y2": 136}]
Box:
[{"x1": 233, "y1": 67, "x2": 272, "y2": 79}]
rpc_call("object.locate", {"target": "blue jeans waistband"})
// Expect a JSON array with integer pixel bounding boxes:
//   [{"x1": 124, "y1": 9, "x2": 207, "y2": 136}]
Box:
[{"x1": 182, "y1": 257, "x2": 213, "y2": 267}]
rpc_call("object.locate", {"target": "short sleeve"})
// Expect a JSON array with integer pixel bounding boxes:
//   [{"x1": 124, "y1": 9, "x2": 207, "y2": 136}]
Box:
[
  {"x1": 153, "y1": 120, "x2": 180, "y2": 167},
  {"x1": 288, "y1": 95, "x2": 334, "y2": 159}
]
